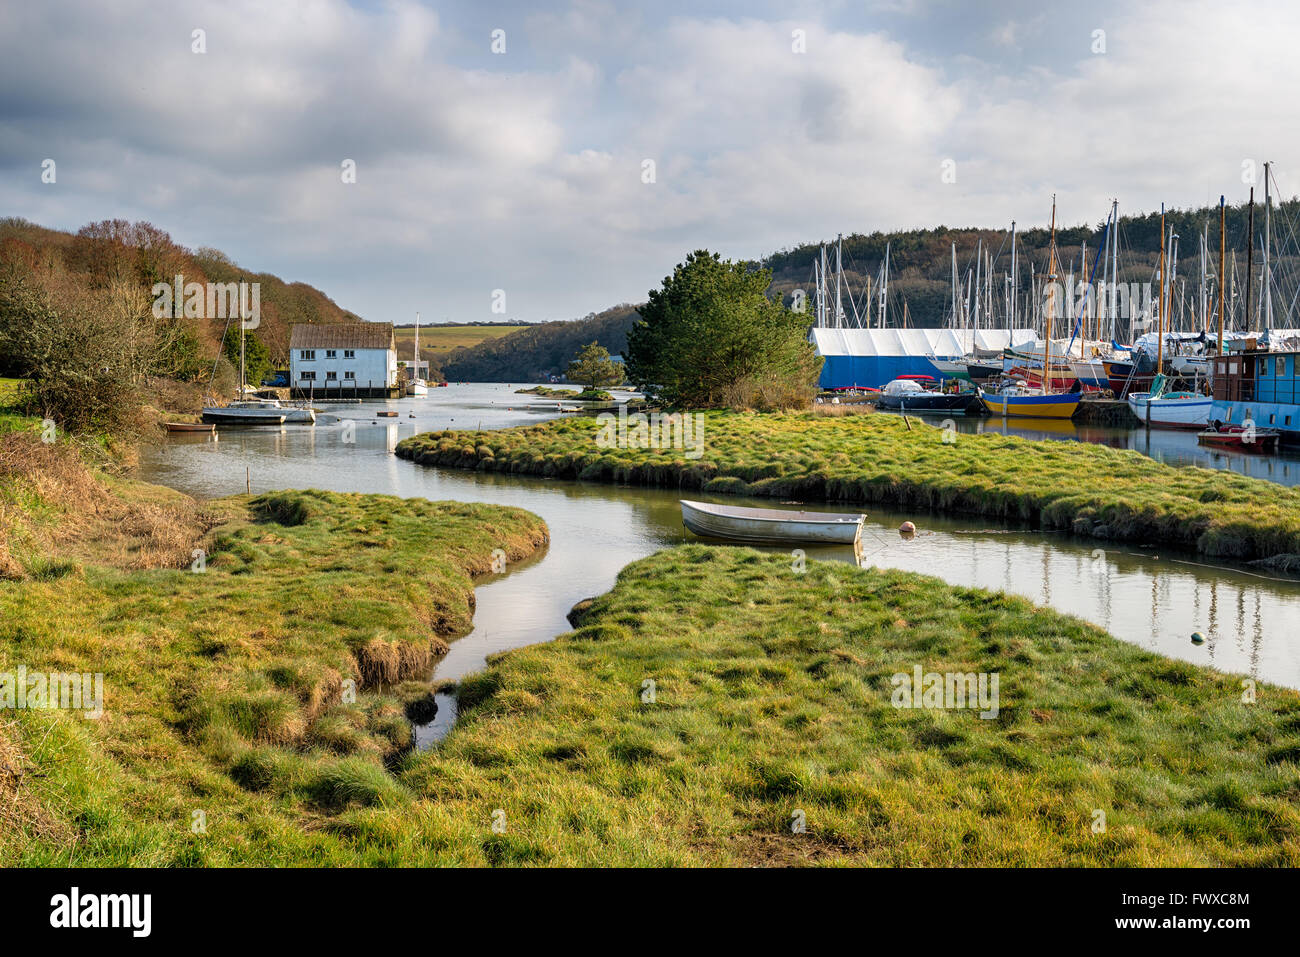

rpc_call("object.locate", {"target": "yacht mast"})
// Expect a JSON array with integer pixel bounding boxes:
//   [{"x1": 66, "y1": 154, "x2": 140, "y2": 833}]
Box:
[
  {"x1": 879, "y1": 242, "x2": 890, "y2": 328},
  {"x1": 951, "y1": 242, "x2": 959, "y2": 329},
  {"x1": 1217, "y1": 195, "x2": 1226, "y2": 355},
  {"x1": 1264, "y1": 161, "x2": 1273, "y2": 332},
  {"x1": 1157, "y1": 204, "x2": 1166, "y2": 375},
  {"x1": 834, "y1": 235, "x2": 844, "y2": 329},
  {"x1": 1010, "y1": 221, "x2": 1018, "y2": 327}
]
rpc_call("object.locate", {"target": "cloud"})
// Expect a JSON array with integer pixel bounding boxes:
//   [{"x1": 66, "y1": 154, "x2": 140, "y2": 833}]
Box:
[{"x1": 2, "y1": 0, "x2": 1298, "y2": 322}]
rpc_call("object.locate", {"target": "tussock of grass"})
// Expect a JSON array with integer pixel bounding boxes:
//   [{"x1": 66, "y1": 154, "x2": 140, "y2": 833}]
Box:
[{"x1": 398, "y1": 410, "x2": 1300, "y2": 560}]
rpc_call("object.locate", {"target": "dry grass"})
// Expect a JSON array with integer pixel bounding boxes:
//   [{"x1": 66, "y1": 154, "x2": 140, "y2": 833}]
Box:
[
  {"x1": 0, "y1": 427, "x2": 218, "y2": 577},
  {"x1": 811, "y1": 402, "x2": 875, "y2": 417}
]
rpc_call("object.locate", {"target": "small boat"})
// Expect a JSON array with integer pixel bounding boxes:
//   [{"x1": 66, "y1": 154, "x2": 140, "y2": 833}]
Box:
[
  {"x1": 376, "y1": 410, "x2": 399, "y2": 418},
  {"x1": 680, "y1": 500, "x2": 864, "y2": 546},
  {"x1": 876, "y1": 377, "x2": 979, "y2": 414},
  {"x1": 1126, "y1": 376, "x2": 1211, "y2": 429},
  {"x1": 201, "y1": 405, "x2": 286, "y2": 426},
  {"x1": 978, "y1": 383, "x2": 1082, "y2": 419},
  {"x1": 164, "y1": 422, "x2": 215, "y2": 433},
  {"x1": 1197, "y1": 424, "x2": 1281, "y2": 453},
  {"x1": 203, "y1": 398, "x2": 315, "y2": 424},
  {"x1": 409, "y1": 312, "x2": 428, "y2": 397}
]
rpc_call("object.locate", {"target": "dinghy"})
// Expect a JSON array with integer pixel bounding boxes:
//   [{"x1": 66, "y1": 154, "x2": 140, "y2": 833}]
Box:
[
  {"x1": 680, "y1": 500, "x2": 864, "y2": 546},
  {"x1": 1197, "y1": 423, "x2": 1281, "y2": 453}
]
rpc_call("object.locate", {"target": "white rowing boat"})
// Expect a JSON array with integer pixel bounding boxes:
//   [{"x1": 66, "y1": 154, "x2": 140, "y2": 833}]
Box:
[{"x1": 680, "y1": 499, "x2": 864, "y2": 546}]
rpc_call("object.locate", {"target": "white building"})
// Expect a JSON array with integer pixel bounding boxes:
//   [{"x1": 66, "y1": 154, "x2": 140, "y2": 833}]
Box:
[{"x1": 289, "y1": 323, "x2": 398, "y2": 397}]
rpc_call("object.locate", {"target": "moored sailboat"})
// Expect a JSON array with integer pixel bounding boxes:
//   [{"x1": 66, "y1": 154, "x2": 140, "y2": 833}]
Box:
[{"x1": 979, "y1": 196, "x2": 1084, "y2": 419}]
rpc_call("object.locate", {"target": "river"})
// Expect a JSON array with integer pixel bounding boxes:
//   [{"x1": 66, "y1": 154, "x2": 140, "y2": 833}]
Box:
[{"x1": 138, "y1": 383, "x2": 1300, "y2": 743}]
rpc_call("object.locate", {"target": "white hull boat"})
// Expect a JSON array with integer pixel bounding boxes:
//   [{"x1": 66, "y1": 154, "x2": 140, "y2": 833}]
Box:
[
  {"x1": 410, "y1": 379, "x2": 429, "y2": 397},
  {"x1": 202, "y1": 399, "x2": 314, "y2": 425},
  {"x1": 1126, "y1": 391, "x2": 1212, "y2": 429},
  {"x1": 680, "y1": 499, "x2": 864, "y2": 546},
  {"x1": 202, "y1": 406, "x2": 286, "y2": 426}
]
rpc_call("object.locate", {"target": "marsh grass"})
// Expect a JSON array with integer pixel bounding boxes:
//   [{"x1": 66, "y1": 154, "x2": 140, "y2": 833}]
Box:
[
  {"x1": 0, "y1": 445, "x2": 548, "y2": 865},
  {"x1": 398, "y1": 410, "x2": 1300, "y2": 561},
  {"x1": 422, "y1": 546, "x2": 1300, "y2": 865}
]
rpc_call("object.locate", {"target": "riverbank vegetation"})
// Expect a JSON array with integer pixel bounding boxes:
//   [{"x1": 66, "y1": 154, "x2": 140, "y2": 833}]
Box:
[
  {"x1": 0, "y1": 424, "x2": 548, "y2": 865},
  {"x1": 397, "y1": 410, "x2": 1300, "y2": 562},
  {"x1": 0, "y1": 217, "x2": 368, "y2": 436},
  {"x1": 9, "y1": 521, "x2": 1296, "y2": 864},
  {"x1": 516, "y1": 385, "x2": 580, "y2": 397}
]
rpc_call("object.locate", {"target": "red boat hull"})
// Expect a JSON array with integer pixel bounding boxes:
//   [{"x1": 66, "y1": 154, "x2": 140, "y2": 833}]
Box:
[{"x1": 1197, "y1": 427, "x2": 1281, "y2": 453}]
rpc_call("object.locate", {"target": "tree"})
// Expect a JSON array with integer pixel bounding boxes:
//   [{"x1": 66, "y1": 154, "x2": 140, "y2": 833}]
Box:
[
  {"x1": 625, "y1": 250, "x2": 822, "y2": 409},
  {"x1": 566, "y1": 341, "x2": 623, "y2": 388},
  {"x1": 221, "y1": 324, "x2": 274, "y2": 388},
  {"x1": 0, "y1": 266, "x2": 142, "y2": 435}
]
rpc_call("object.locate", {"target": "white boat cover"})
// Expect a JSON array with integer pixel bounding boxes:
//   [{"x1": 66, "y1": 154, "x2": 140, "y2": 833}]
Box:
[{"x1": 810, "y1": 327, "x2": 1038, "y2": 358}]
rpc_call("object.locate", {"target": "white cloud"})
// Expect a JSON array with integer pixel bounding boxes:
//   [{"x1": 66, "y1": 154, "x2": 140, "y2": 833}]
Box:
[{"x1": 3, "y1": 0, "x2": 1299, "y2": 321}]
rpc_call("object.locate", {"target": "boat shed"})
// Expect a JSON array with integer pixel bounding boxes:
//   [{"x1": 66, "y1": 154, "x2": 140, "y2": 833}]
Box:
[
  {"x1": 289, "y1": 323, "x2": 400, "y2": 398},
  {"x1": 811, "y1": 327, "x2": 1038, "y2": 389}
]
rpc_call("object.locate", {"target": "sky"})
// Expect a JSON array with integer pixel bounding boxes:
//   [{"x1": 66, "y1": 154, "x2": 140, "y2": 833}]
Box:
[{"x1": 2, "y1": 0, "x2": 1298, "y2": 323}]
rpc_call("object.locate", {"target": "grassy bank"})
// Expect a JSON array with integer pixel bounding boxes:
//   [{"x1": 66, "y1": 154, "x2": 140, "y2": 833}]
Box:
[
  {"x1": 0, "y1": 429, "x2": 548, "y2": 865},
  {"x1": 9, "y1": 505, "x2": 1297, "y2": 863},
  {"x1": 423, "y1": 546, "x2": 1300, "y2": 865},
  {"x1": 396, "y1": 410, "x2": 1300, "y2": 561}
]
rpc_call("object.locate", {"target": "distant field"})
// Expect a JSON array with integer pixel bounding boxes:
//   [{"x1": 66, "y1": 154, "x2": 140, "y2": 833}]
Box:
[{"x1": 393, "y1": 325, "x2": 521, "y2": 360}]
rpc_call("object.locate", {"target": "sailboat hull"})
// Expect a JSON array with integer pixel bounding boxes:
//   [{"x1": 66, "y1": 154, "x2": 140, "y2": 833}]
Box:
[
  {"x1": 1126, "y1": 393, "x2": 1212, "y2": 428},
  {"x1": 979, "y1": 389, "x2": 1082, "y2": 419}
]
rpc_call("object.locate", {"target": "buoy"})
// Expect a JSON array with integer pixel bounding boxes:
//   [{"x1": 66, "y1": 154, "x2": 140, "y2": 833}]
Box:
[
  {"x1": 1191, "y1": 631, "x2": 1206, "y2": 645},
  {"x1": 899, "y1": 521, "x2": 916, "y2": 540}
]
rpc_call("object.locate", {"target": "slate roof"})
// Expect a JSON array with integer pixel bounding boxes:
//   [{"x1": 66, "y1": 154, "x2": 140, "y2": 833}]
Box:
[{"x1": 289, "y1": 322, "x2": 394, "y2": 351}]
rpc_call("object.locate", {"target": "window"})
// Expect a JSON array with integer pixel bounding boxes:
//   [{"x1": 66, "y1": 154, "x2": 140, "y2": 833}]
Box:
[
  {"x1": 344, "y1": 349, "x2": 355, "y2": 359},
  {"x1": 1229, "y1": 362, "x2": 1238, "y2": 374},
  {"x1": 1278, "y1": 357, "x2": 1286, "y2": 378},
  {"x1": 326, "y1": 371, "x2": 337, "y2": 381},
  {"x1": 300, "y1": 350, "x2": 315, "y2": 361},
  {"x1": 1287, "y1": 416, "x2": 1292, "y2": 427},
  {"x1": 344, "y1": 371, "x2": 356, "y2": 380},
  {"x1": 326, "y1": 349, "x2": 337, "y2": 359},
  {"x1": 300, "y1": 371, "x2": 316, "y2": 381},
  {"x1": 1270, "y1": 413, "x2": 1276, "y2": 424}
]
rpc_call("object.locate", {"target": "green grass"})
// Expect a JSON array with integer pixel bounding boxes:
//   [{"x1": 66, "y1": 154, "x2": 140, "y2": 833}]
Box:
[
  {"x1": 516, "y1": 386, "x2": 580, "y2": 397},
  {"x1": 5, "y1": 509, "x2": 1299, "y2": 863},
  {"x1": 397, "y1": 410, "x2": 1300, "y2": 561},
  {"x1": 0, "y1": 484, "x2": 548, "y2": 865}
]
